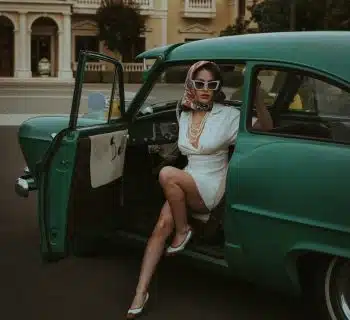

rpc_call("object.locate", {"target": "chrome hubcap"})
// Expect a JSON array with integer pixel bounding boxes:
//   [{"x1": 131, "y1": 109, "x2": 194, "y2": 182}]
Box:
[{"x1": 334, "y1": 261, "x2": 350, "y2": 319}]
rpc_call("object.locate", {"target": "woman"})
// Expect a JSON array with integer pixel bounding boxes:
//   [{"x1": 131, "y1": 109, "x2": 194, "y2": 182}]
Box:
[{"x1": 126, "y1": 61, "x2": 273, "y2": 318}]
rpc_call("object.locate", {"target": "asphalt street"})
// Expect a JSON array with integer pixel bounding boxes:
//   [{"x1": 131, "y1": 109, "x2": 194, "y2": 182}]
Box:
[
  {"x1": 0, "y1": 83, "x2": 187, "y2": 114},
  {"x1": 0, "y1": 87, "x2": 308, "y2": 319},
  {"x1": 0, "y1": 84, "x2": 142, "y2": 114}
]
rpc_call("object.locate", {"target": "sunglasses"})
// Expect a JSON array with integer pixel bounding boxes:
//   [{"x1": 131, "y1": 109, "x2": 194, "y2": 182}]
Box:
[{"x1": 191, "y1": 80, "x2": 220, "y2": 91}]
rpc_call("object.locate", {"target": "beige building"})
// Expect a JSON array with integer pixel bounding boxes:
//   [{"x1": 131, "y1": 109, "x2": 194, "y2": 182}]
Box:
[{"x1": 0, "y1": 0, "x2": 254, "y2": 79}]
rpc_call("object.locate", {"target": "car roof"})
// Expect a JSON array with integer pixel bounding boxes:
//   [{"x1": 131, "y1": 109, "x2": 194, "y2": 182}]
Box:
[{"x1": 137, "y1": 31, "x2": 350, "y2": 84}]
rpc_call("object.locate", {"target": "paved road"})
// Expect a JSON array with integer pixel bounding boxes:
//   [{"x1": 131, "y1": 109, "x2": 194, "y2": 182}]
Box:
[
  {"x1": 0, "y1": 125, "x2": 309, "y2": 320},
  {"x1": 0, "y1": 84, "x2": 143, "y2": 114}
]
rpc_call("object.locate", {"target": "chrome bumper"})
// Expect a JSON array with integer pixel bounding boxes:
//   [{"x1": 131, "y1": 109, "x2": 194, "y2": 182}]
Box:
[{"x1": 15, "y1": 167, "x2": 37, "y2": 198}]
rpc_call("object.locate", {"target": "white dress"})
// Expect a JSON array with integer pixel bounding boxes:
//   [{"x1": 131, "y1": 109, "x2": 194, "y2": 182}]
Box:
[{"x1": 178, "y1": 103, "x2": 243, "y2": 222}]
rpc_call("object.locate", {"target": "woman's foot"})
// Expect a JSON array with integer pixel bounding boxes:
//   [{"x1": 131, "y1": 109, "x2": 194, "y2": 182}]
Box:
[
  {"x1": 166, "y1": 226, "x2": 193, "y2": 255},
  {"x1": 126, "y1": 292, "x2": 149, "y2": 319}
]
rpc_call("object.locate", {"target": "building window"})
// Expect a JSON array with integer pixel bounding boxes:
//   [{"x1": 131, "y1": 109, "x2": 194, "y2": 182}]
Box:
[{"x1": 75, "y1": 36, "x2": 99, "y2": 61}]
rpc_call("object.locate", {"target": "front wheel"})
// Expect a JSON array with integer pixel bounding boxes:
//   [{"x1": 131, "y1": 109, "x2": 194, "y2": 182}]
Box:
[{"x1": 312, "y1": 256, "x2": 350, "y2": 320}]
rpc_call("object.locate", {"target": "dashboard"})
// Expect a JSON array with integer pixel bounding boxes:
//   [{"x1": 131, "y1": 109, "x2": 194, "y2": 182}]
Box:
[{"x1": 128, "y1": 120, "x2": 179, "y2": 146}]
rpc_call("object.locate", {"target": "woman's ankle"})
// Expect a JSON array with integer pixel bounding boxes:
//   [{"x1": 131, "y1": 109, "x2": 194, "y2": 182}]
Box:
[
  {"x1": 135, "y1": 288, "x2": 147, "y2": 296},
  {"x1": 177, "y1": 224, "x2": 191, "y2": 235}
]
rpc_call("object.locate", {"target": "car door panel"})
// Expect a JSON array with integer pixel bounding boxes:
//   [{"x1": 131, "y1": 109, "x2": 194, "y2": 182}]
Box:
[
  {"x1": 37, "y1": 51, "x2": 127, "y2": 262},
  {"x1": 66, "y1": 127, "x2": 128, "y2": 252},
  {"x1": 37, "y1": 130, "x2": 79, "y2": 261},
  {"x1": 225, "y1": 133, "x2": 350, "y2": 292},
  {"x1": 89, "y1": 130, "x2": 128, "y2": 188}
]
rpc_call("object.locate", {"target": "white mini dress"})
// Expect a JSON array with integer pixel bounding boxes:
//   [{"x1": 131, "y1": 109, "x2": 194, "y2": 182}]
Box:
[{"x1": 178, "y1": 103, "x2": 243, "y2": 222}]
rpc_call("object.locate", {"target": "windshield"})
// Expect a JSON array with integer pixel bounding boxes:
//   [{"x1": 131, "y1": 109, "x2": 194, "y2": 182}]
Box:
[{"x1": 138, "y1": 63, "x2": 247, "y2": 114}]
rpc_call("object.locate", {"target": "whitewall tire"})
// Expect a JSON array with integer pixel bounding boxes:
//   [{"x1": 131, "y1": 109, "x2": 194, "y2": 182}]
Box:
[{"x1": 323, "y1": 257, "x2": 350, "y2": 320}]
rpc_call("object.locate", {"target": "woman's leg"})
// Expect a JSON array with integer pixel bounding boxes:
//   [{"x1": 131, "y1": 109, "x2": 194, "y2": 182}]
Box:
[
  {"x1": 159, "y1": 166, "x2": 208, "y2": 248},
  {"x1": 128, "y1": 166, "x2": 207, "y2": 313},
  {"x1": 128, "y1": 201, "x2": 174, "y2": 310}
]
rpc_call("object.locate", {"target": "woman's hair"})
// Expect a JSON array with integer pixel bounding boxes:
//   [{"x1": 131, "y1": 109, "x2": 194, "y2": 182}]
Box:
[{"x1": 192, "y1": 63, "x2": 226, "y2": 103}]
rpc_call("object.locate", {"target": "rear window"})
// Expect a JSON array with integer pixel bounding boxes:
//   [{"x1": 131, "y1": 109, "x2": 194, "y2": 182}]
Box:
[{"x1": 248, "y1": 67, "x2": 350, "y2": 144}]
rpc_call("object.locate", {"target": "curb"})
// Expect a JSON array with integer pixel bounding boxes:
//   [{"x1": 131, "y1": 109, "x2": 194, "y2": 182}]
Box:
[{"x1": 0, "y1": 78, "x2": 75, "y2": 88}]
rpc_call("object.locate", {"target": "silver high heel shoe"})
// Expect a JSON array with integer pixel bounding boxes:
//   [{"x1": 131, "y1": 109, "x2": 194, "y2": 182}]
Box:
[
  {"x1": 166, "y1": 228, "x2": 193, "y2": 255},
  {"x1": 126, "y1": 292, "x2": 149, "y2": 319}
]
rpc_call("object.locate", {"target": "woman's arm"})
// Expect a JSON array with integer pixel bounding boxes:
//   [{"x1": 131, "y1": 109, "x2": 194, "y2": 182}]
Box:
[{"x1": 252, "y1": 80, "x2": 274, "y2": 131}]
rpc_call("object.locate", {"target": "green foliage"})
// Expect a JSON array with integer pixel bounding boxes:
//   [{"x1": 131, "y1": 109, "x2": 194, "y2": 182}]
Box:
[
  {"x1": 219, "y1": 18, "x2": 256, "y2": 36},
  {"x1": 219, "y1": 0, "x2": 259, "y2": 36},
  {"x1": 95, "y1": 0, "x2": 145, "y2": 55},
  {"x1": 251, "y1": 0, "x2": 350, "y2": 32}
]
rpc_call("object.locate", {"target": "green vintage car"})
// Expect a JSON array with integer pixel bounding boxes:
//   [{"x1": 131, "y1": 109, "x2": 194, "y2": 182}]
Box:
[{"x1": 16, "y1": 32, "x2": 350, "y2": 320}]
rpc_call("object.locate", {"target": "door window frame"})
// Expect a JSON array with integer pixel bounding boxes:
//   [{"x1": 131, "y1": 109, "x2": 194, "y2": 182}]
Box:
[
  {"x1": 243, "y1": 62, "x2": 350, "y2": 146},
  {"x1": 126, "y1": 59, "x2": 248, "y2": 122},
  {"x1": 70, "y1": 50, "x2": 126, "y2": 130}
]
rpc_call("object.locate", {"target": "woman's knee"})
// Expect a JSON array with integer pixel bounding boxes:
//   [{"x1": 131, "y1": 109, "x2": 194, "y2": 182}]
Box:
[
  {"x1": 158, "y1": 166, "x2": 177, "y2": 187},
  {"x1": 159, "y1": 167, "x2": 185, "y2": 201}
]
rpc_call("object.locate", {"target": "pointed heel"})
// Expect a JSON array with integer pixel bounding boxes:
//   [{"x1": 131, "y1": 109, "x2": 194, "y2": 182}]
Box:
[{"x1": 126, "y1": 292, "x2": 149, "y2": 319}]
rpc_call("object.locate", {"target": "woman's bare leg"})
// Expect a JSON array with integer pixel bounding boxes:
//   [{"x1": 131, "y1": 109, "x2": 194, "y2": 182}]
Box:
[
  {"x1": 128, "y1": 166, "x2": 207, "y2": 312},
  {"x1": 159, "y1": 166, "x2": 208, "y2": 248},
  {"x1": 128, "y1": 201, "x2": 174, "y2": 310}
]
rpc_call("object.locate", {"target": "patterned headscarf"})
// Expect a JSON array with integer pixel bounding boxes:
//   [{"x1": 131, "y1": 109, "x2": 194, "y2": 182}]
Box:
[{"x1": 180, "y1": 60, "x2": 223, "y2": 112}]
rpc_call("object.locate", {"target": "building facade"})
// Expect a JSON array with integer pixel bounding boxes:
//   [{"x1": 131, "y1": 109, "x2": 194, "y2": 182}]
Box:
[{"x1": 0, "y1": 0, "x2": 254, "y2": 79}]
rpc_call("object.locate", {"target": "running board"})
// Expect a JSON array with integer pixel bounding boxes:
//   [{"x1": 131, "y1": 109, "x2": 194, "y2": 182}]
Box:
[{"x1": 112, "y1": 230, "x2": 229, "y2": 269}]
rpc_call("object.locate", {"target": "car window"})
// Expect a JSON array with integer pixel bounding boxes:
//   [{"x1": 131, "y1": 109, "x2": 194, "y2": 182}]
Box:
[
  {"x1": 139, "y1": 63, "x2": 246, "y2": 114},
  {"x1": 78, "y1": 58, "x2": 125, "y2": 124},
  {"x1": 258, "y1": 69, "x2": 286, "y2": 106},
  {"x1": 291, "y1": 77, "x2": 350, "y2": 116},
  {"x1": 248, "y1": 67, "x2": 350, "y2": 144}
]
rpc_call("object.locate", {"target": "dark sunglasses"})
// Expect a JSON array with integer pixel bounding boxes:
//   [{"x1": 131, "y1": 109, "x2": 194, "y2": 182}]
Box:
[{"x1": 191, "y1": 80, "x2": 220, "y2": 91}]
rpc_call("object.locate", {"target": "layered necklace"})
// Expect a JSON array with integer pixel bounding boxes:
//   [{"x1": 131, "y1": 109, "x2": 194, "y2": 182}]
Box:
[{"x1": 188, "y1": 111, "x2": 210, "y2": 148}]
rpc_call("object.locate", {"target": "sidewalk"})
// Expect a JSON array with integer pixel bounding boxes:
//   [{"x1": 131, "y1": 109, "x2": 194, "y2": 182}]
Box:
[
  {"x1": 0, "y1": 77, "x2": 75, "y2": 87},
  {"x1": 0, "y1": 77, "x2": 147, "y2": 92}
]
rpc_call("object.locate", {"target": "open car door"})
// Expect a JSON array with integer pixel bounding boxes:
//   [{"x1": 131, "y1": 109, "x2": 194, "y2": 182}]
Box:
[{"x1": 37, "y1": 51, "x2": 128, "y2": 262}]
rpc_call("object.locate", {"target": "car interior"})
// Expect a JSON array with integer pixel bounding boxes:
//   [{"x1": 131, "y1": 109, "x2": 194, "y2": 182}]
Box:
[{"x1": 65, "y1": 64, "x2": 350, "y2": 259}]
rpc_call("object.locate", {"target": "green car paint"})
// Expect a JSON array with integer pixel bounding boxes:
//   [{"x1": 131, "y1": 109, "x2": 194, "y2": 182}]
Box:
[
  {"x1": 136, "y1": 43, "x2": 184, "y2": 60},
  {"x1": 18, "y1": 116, "x2": 104, "y2": 176},
  {"x1": 16, "y1": 32, "x2": 350, "y2": 320}
]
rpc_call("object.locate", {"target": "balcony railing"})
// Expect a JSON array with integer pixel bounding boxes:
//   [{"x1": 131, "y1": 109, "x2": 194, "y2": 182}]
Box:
[
  {"x1": 73, "y1": 0, "x2": 154, "y2": 14},
  {"x1": 72, "y1": 62, "x2": 154, "y2": 73},
  {"x1": 182, "y1": 0, "x2": 216, "y2": 18}
]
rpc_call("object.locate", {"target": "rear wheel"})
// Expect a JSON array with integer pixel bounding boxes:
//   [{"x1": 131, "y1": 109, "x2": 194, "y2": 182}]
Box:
[
  {"x1": 307, "y1": 256, "x2": 350, "y2": 320},
  {"x1": 324, "y1": 257, "x2": 350, "y2": 320}
]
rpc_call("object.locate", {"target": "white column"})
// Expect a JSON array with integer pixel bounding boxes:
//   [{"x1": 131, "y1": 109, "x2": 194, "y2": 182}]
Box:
[
  {"x1": 13, "y1": 28, "x2": 20, "y2": 78},
  {"x1": 161, "y1": 0, "x2": 168, "y2": 46},
  {"x1": 157, "y1": 0, "x2": 168, "y2": 83},
  {"x1": 58, "y1": 13, "x2": 73, "y2": 79},
  {"x1": 16, "y1": 12, "x2": 31, "y2": 78},
  {"x1": 27, "y1": 27, "x2": 32, "y2": 78},
  {"x1": 58, "y1": 30, "x2": 63, "y2": 78}
]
